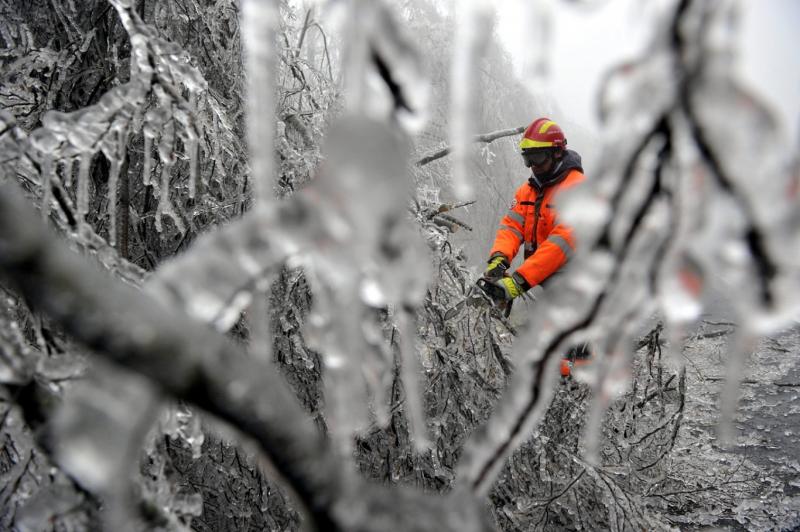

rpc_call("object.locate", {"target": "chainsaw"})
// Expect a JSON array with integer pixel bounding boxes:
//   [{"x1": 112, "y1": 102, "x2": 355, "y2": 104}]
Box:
[{"x1": 444, "y1": 276, "x2": 513, "y2": 321}]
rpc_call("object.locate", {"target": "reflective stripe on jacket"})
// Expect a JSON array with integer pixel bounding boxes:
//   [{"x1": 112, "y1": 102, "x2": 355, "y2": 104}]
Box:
[{"x1": 490, "y1": 168, "x2": 585, "y2": 288}]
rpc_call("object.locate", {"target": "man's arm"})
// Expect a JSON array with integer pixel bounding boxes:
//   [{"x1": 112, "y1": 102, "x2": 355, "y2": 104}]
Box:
[
  {"x1": 514, "y1": 221, "x2": 574, "y2": 289},
  {"x1": 489, "y1": 188, "x2": 526, "y2": 264}
]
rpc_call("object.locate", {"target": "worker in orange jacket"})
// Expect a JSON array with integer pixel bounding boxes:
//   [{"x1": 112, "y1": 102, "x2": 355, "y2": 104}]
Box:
[
  {"x1": 484, "y1": 117, "x2": 584, "y2": 294},
  {"x1": 483, "y1": 117, "x2": 589, "y2": 375}
]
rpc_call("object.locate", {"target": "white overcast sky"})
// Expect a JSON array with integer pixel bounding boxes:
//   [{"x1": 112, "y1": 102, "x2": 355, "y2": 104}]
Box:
[{"x1": 495, "y1": 0, "x2": 800, "y2": 145}]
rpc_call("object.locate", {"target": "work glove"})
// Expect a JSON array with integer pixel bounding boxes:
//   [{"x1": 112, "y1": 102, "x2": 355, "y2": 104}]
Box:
[
  {"x1": 495, "y1": 276, "x2": 523, "y2": 300},
  {"x1": 484, "y1": 255, "x2": 509, "y2": 281}
]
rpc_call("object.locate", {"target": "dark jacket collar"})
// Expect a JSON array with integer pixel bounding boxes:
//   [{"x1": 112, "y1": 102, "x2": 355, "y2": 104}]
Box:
[{"x1": 528, "y1": 149, "x2": 583, "y2": 191}]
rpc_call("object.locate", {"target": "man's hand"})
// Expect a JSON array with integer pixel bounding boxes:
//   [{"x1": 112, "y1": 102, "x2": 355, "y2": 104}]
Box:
[
  {"x1": 495, "y1": 276, "x2": 523, "y2": 300},
  {"x1": 476, "y1": 275, "x2": 524, "y2": 305},
  {"x1": 484, "y1": 255, "x2": 509, "y2": 280}
]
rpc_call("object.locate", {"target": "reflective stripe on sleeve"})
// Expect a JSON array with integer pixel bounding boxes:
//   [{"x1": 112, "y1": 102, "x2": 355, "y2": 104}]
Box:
[
  {"x1": 506, "y1": 210, "x2": 525, "y2": 226},
  {"x1": 547, "y1": 234, "x2": 573, "y2": 258},
  {"x1": 500, "y1": 224, "x2": 523, "y2": 241}
]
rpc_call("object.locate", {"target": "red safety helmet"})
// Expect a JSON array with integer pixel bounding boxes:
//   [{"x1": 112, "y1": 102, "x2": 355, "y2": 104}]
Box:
[{"x1": 519, "y1": 118, "x2": 567, "y2": 150}]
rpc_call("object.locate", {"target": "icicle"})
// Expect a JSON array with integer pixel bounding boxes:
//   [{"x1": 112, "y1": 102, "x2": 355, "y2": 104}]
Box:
[
  {"x1": 362, "y1": 314, "x2": 392, "y2": 428},
  {"x1": 248, "y1": 278, "x2": 273, "y2": 363},
  {"x1": 211, "y1": 111, "x2": 221, "y2": 164},
  {"x1": 157, "y1": 115, "x2": 176, "y2": 167},
  {"x1": 153, "y1": 115, "x2": 185, "y2": 234},
  {"x1": 155, "y1": 161, "x2": 185, "y2": 235},
  {"x1": 583, "y1": 337, "x2": 635, "y2": 466},
  {"x1": 521, "y1": 0, "x2": 552, "y2": 89},
  {"x1": 339, "y1": 0, "x2": 369, "y2": 115},
  {"x1": 160, "y1": 403, "x2": 205, "y2": 460},
  {"x1": 107, "y1": 159, "x2": 120, "y2": 247},
  {"x1": 65, "y1": 158, "x2": 75, "y2": 189},
  {"x1": 156, "y1": 162, "x2": 168, "y2": 234},
  {"x1": 449, "y1": 0, "x2": 493, "y2": 201},
  {"x1": 76, "y1": 152, "x2": 91, "y2": 228},
  {"x1": 307, "y1": 287, "x2": 370, "y2": 458},
  {"x1": 104, "y1": 126, "x2": 129, "y2": 247},
  {"x1": 142, "y1": 131, "x2": 153, "y2": 187},
  {"x1": 188, "y1": 91, "x2": 200, "y2": 199},
  {"x1": 241, "y1": 0, "x2": 278, "y2": 204},
  {"x1": 397, "y1": 306, "x2": 429, "y2": 451},
  {"x1": 187, "y1": 133, "x2": 199, "y2": 199},
  {"x1": 717, "y1": 328, "x2": 755, "y2": 447},
  {"x1": 40, "y1": 154, "x2": 53, "y2": 220}
]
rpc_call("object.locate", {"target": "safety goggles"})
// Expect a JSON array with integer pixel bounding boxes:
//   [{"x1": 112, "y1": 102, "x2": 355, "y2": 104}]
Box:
[{"x1": 521, "y1": 148, "x2": 552, "y2": 168}]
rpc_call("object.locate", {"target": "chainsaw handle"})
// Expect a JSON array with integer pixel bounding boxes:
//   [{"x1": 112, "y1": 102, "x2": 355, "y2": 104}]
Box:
[
  {"x1": 475, "y1": 277, "x2": 506, "y2": 303},
  {"x1": 483, "y1": 260, "x2": 508, "y2": 282}
]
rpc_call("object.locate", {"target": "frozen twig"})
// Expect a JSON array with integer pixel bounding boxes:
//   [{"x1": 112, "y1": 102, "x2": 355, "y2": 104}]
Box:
[{"x1": 416, "y1": 126, "x2": 525, "y2": 167}]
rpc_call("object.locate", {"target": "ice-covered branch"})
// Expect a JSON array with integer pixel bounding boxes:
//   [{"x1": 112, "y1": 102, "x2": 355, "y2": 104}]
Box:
[
  {"x1": 0, "y1": 182, "x2": 346, "y2": 530},
  {"x1": 416, "y1": 125, "x2": 525, "y2": 167}
]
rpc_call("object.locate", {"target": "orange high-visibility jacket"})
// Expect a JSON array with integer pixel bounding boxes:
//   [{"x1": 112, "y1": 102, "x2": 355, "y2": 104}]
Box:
[{"x1": 490, "y1": 165, "x2": 585, "y2": 289}]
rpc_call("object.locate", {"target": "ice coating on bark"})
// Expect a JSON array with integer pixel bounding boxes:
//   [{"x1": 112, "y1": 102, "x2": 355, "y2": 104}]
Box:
[
  {"x1": 449, "y1": 0, "x2": 493, "y2": 200},
  {"x1": 48, "y1": 363, "x2": 201, "y2": 531},
  {"x1": 33, "y1": 81, "x2": 144, "y2": 161}
]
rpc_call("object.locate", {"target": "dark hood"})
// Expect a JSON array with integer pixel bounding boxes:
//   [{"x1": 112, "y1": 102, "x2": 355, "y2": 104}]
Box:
[{"x1": 528, "y1": 149, "x2": 583, "y2": 191}]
